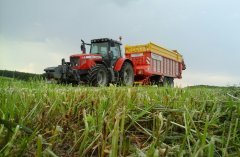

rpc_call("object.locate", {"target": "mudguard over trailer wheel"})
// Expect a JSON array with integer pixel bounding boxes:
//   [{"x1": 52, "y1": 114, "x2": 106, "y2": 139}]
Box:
[
  {"x1": 88, "y1": 64, "x2": 109, "y2": 86},
  {"x1": 119, "y1": 62, "x2": 134, "y2": 86}
]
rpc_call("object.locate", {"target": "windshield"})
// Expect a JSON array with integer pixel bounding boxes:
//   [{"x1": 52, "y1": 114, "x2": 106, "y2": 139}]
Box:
[{"x1": 90, "y1": 42, "x2": 108, "y2": 57}]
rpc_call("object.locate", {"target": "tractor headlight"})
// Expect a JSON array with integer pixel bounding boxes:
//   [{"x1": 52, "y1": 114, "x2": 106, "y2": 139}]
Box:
[{"x1": 138, "y1": 69, "x2": 143, "y2": 74}]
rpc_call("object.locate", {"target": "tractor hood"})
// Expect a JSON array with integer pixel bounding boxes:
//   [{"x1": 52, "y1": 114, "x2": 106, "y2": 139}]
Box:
[{"x1": 69, "y1": 54, "x2": 103, "y2": 70}]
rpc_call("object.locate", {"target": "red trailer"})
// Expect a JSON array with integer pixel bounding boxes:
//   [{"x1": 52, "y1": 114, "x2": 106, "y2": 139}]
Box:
[{"x1": 125, "y1": 42, "x2": 186, "y2": 86}]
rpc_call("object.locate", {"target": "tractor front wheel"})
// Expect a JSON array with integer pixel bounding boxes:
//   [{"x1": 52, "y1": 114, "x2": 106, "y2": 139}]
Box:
[
  {"x1": 88, "y1": 64, "x2": 109, "y2": 86},
  {"x1": 119, "y1": 62, "x2": 134, "y2": 86}
]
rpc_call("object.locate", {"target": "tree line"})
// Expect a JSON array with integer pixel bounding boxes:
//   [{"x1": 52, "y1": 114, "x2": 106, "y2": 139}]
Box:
[{"x1": 0, "y1": 70, "x2": 44, "y2": 81}]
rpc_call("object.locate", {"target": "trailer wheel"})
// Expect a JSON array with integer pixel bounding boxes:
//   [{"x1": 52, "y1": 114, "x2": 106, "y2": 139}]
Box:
[
  {"x1": 119, "y1": 62, "x2": 134, "y2": 86},
  {"x1": 163, "y1": 77, "x2": 174, "y2": 87},
  {"x1": 88, "y1": 64, "x2": 109, "y2": 86}
]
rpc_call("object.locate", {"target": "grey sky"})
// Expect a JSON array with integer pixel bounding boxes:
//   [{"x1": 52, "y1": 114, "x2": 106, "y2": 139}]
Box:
[{"x1": 1, "y1": 0, "x2": 240, "y2": 86}]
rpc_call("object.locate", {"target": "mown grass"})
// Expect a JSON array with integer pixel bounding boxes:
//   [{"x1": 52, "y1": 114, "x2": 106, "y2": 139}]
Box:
[{"x1": 0, "y1": 77, "x2": 239, "y2": 157}]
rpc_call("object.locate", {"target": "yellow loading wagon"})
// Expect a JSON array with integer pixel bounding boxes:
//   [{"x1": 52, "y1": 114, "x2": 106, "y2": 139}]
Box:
[{"x1": 125, "y1": 42, "x2": 186, "y2": 86}]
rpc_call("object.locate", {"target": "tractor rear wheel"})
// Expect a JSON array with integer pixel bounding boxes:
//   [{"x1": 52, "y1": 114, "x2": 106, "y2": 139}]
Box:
[
  {"x1": 119, "y1": 62, "x2": 134, "y2": 86},
  {"x1": 88, "y1": 64, "x2": 109, "y2": 86}
]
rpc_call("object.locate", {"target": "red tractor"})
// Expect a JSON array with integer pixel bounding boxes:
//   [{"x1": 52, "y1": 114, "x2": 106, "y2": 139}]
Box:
[{"x1": 44, "y1": 38, "x2": 135, "y2": 86}]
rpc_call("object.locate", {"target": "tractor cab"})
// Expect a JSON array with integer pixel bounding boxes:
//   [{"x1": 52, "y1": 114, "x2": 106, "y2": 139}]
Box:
[
  {"x1": 69, "y1": 38, "x2": 122, "y2": 70},
  {"x1": 81, "y1": 38, "x2": 122, "y2": 67},
  {"x1": 90, "y1": 38, "x2": 122, "y2": 57}
]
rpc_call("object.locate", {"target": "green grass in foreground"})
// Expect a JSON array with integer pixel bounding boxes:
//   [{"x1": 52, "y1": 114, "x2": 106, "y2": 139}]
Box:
[{"x1": 0, "y1": 77, "x2": 240, "y2": 157}]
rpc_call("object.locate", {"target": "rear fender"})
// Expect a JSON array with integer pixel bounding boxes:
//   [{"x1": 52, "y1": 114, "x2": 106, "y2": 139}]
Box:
[{"x1": 114, "y1": 58, "x2": 135, "y2": 74}]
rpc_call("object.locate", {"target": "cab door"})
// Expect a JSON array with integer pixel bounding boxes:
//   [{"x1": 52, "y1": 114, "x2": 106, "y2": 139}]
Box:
[{"x1": 109, "y1": 43, "x2": 121, "y2": 66}]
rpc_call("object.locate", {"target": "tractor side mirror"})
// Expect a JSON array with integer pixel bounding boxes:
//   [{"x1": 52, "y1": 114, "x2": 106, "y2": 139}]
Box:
[{"x1": 81, "y1": 44, "x2": 86, "y2": 54}]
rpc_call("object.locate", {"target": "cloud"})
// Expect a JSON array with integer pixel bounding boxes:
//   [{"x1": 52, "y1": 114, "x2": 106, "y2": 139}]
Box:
[
  {"x1": 108, "y1": 0, "x2": 141, "y2": 6},
  {"x1": 0, "y1": 35, "x2": 75, "y2": 74},
  {"x1": 1, "y1": 0, "x2": 240, "y2": 86}
]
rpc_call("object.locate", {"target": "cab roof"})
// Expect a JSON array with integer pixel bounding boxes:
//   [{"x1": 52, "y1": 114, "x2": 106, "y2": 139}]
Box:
[{"x1": 91, "y1": 38, "x2": 122, "y2": 45}]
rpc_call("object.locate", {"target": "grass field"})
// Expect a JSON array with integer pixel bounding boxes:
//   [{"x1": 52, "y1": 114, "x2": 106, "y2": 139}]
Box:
[{"x1": 0, "y1": 77, "x2": 239, "y2": 157}]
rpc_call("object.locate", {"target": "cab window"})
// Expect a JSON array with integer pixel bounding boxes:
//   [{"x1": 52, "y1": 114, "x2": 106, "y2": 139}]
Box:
[
  {"x1": 90, "y1": 42, "x2": 108, "y2": 58},
  {"x1": 110, "y1": 43, "x2": 121, "y2": 59}
]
